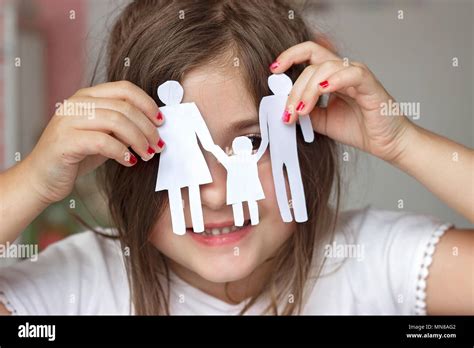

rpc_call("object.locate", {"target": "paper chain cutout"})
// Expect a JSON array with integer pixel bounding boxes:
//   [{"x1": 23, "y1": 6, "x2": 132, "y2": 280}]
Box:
[{"x1": 155, "y1": 74, "x2": 314, "y2": 235}]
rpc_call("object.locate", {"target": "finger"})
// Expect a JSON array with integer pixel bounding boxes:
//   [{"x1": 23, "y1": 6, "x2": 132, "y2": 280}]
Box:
[
  {"x1": 70, "y1": 108, "x2": 162, "y2": 161},
  {"x1": 73, "y1": 80, "x2": 162, "y2": 125},
  {"x1": 309, "y1": 106, "x2": 329, "y2": 136},
  {"x1": 283, "y1": 65, "x2": 317, "y2": 123},
  {"x1": 72, "y1": 130, "x2": 138, "y2": 167},
  {"x1": 286, "y1": 60, "x2": 347, "y2": 123},
  {"x1": 77, "y1": 154, "x2": 108, "y2": 176},
  {"x1": 67, "y1": 97, "x2": 164, "y2": 153},
  {"x1": 315, "y1": 64, "x2": 381, "y2": 102},
  {"x1": 309, "y1": 93, "x2": 354, "y2": 139},
  {"x1": 269, "y1": 41, "x2": 341, "y2": 73}
]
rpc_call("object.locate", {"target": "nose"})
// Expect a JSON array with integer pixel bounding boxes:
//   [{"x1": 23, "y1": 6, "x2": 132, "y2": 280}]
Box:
[{"x1": 200, "y1": 155, "x2": 227, "y2": 211}]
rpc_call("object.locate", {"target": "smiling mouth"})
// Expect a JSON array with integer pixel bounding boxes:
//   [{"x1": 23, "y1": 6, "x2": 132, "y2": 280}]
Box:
[
  {"x1": 187, "y1": 219, "x2": 251, "y2": 236},
  {"x1": 186, "y1": 219, "x2": 253, "y2": 247}
]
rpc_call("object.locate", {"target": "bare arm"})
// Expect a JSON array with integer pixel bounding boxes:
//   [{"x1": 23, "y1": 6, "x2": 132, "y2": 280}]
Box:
[
  {"x1": 393, "y1": 124, "x2": 474, "y2": 224},
  {"x1": 427, "y1": 228, "x2": 474, "y2": 314},
  {"x1": 211, "y1": 145, "x2": 229, "y2": 169},
  {"x1": 400, "y1": 128, "x2": 474, "y2": 313},
  {"x1": 191, "y1": 103, "x2": 215, "y2": 152},
  {"x1": 0, "y1": 157, "x2": 49, "y2": 245}
]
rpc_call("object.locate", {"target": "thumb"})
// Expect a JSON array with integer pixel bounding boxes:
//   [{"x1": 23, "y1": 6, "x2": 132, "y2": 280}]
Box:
[{"x1": 309, "y1": 106, "x2": 328, "y2": 136}]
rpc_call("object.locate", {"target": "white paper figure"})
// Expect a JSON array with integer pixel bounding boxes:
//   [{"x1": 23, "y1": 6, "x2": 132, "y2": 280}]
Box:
[
  {"x1": 212, "y1": 137, "x2": 266, "y2": 226},
  {"x1": 155, "y1": 80, "x2": 215, "y2": 235},
  {"x1": 255, "y1": 73, "x2": 315, "y2": 223}
]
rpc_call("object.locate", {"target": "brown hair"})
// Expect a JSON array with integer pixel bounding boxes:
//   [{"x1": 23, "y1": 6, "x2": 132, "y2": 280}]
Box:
[{"x1": 96, "y1": 0, "x2": 340, "y2": 315}]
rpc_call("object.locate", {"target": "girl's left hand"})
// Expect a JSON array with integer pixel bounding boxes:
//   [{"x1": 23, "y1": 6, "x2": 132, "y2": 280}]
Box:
[{"x1": 270, "y1": 41, "x2": 413, "y2": 163}]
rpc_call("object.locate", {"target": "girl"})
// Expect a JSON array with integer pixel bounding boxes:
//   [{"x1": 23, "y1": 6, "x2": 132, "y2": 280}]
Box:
[{"x1": 0, "y1": 0, "x2": 472, "y2": 315}]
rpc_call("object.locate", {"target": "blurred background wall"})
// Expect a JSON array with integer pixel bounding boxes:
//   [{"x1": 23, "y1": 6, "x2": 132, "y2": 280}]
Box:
[{"x1": 1, "y1": 0, "x2": 472, "y2": 254}]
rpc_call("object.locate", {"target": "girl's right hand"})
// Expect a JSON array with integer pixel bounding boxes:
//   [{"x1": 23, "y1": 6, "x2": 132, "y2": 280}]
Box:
[{"x1": 27, "y1": 80, "x2": 165, "y2": 205}]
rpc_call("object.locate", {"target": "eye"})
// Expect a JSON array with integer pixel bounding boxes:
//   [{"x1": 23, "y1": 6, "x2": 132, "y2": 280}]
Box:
[{"x1": 246, "y1": 133, "x2": 262, "y2": 152}]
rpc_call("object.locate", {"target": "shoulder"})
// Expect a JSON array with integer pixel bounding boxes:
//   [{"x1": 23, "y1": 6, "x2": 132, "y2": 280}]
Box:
[
  {"x1": 33, "y1": 229, "x2": 125, "y2": 273},
  {"x1": 50, "y1": 228, "x2": 122, "y2": 260},
  {"x1": 334, "y1": 206, "x2": 452, "y2": 249},
  {"x1": 304, "y1": 206, "x2": 453, "y2": 314},
  {"x1": 0, "y1": 229, "x2": 130, "y2": 315}
]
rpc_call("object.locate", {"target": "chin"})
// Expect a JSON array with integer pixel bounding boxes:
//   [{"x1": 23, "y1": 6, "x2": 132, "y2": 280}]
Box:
[
  {"x1": 183, "y1": 221, "x2": 268, "y2": 283},
  {"x1": 190, "y1": 248, "x2": 261, "y2": 283},
  {"x1": 152, "y1": 221, "x2": 269, "y2": 283}
]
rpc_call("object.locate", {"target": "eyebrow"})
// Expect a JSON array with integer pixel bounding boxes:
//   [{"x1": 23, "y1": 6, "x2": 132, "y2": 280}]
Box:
[{"x1": 226, "y1": 117, "x2": 260, "y2": 134}]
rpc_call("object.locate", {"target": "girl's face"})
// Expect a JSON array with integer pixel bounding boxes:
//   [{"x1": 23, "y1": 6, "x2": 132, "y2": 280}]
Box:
[{"x1": 149, "y1": 65, "x2": 296, "y2": 283}]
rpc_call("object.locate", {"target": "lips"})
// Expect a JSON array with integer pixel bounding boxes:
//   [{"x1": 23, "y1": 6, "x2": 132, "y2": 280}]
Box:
[{"x1": 186, "y1": 220, "x2": 253, "y2": 247}]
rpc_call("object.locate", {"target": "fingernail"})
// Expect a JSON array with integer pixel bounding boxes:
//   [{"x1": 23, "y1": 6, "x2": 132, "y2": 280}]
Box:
[
  {"x1": 282, "y1": 110, "x2": 291, "y2": 123},
  {"x1": 158, "y1": 139, "x2": 165, "y2": 148},
  {"x1": 129, "y1": 154, "x2": 137, "y2": 165},
  {"x1": 296, "y1": 101, "x2": 305, "y2": 112},
  {"x1": 147, "y1": 146, "x2": 155, "y2": 155},
  {"x1": 319, "y1": 80, "x2": 329, "y2": 88},
  {"x1": 156, "y1": 111, "x2": 164, "y2": 121},
  {"x1": 269, "y1": 60, "x2": 280, "y2": 70}
]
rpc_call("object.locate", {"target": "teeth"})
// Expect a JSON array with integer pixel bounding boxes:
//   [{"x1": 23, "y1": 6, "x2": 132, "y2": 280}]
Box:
[{"x1": 201, "y1": 225, "x2": 245, "y2": 236}]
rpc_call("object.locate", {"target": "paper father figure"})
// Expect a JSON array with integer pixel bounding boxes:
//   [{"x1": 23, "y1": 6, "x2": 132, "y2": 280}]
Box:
[{"x1": 255, "y1": 73, "x2": 315, "y2": 223}]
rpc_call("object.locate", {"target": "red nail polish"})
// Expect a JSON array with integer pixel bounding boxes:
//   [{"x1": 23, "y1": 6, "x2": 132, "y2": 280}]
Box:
[
  {"x1": 296, "y1": 101, "x2": 305, "y2": 112},
  {"x1": 157, "y1": 111, "x2": 163, "y2": 121},
  {"x1": 269, "y1": 61, "x2": 280, "y2": 70},
  {"x1": 129, "y1": 154, "x2": 137, "y2": 165},
  {"x1": 282, "y1": 110, "x2": 291, "y2": 123},
  {"x1": 147, "y1": 146, "x2": 155, "y2": 154},
  {"x1": 158, "y1": 139, "x2": 165, "y2": 148},
  {"x1": 319, "y1": 80, "x2": 329, "y2": 88}
]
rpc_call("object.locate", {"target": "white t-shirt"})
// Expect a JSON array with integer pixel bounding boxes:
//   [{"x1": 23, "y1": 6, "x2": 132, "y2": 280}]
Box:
[{"x1": 0, "y1": 207, "x2": 453, "y2": 315}]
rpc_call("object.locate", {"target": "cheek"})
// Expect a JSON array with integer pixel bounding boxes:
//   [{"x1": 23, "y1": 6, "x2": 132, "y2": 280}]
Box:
[
  {"x1": 148, "y1": 210, "x2": 184, "y2": 257},
  {"x1": 148, "y1": 213, "x2": 201, "y2": 274}
]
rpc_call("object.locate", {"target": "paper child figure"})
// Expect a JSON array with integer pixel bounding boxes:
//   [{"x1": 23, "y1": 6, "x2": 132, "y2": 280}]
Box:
[
  {"x1": 255, "y1": 73, "x2": 315, "y2": 223},
  {"x1": 155, "y1": 80, "x2": 215, "y2": 235},
  {"x1": 212, "y1": 137, "x2": 266, "y2": 226}
]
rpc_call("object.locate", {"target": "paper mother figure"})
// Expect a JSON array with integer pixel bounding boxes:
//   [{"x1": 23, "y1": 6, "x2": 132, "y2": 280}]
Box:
[{"x1": 155, "y1": 80, "x2": 215, "y2": 235}]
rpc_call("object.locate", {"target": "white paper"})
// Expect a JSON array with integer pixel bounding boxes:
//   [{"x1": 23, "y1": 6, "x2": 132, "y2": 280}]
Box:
[
  {"x1": 213, "y1": 136, "x2": 266, "y2": 226},
  {"x1": 256, "y1": 73, "x2": 314, "y2": 223},
  {"x1": 155, "y1": 73, "x2": 314, "y2": 235},
  {"x1": 155, "y1": 80, "x2": 215, "y2": 235}
]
